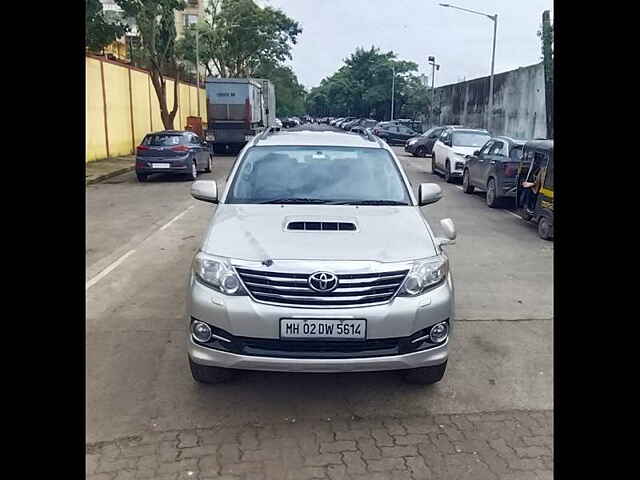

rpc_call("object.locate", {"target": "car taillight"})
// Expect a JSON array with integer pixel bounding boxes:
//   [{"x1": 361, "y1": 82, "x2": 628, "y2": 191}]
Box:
[
  {"x1": 504, "y1": 164, "x2": 518, "y2": 177},
  {"x1": 170, "y1": 145, "x2": 189, "y2": 152},
  {"x1": 136, "y1": 145, "x2": 150, "y2": 153}
]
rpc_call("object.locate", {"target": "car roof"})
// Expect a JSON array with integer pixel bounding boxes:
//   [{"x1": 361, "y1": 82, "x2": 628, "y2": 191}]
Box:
[
  {"x1": 447, "y1": 128, "x2": 490, "y2": 134},
  {"x1": 494, "y1": 136, "x2": 527, "y2": 145},
  {"x1": 255, "y1": 130, "x2": 383, "y2": 148},
  {"x1": 525, "y1": 139, "x2": 553, "y2": 151},
  {"x1": 147, "y1": 130, "x2": 189, "y2": 135}
]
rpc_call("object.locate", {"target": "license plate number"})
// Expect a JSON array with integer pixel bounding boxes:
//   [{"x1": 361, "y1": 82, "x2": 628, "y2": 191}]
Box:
[
  {"x1": 152, "y1": 163, "x2": 170, "y2": 169},
  {"x1": 280, "y1": 319, "x2": 366, "y2": 339}
]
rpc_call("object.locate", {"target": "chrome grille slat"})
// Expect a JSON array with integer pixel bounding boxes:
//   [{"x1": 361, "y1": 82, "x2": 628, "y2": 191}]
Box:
[{"x1": 235, "y1": 266, "x2": 408, "y2": 308}]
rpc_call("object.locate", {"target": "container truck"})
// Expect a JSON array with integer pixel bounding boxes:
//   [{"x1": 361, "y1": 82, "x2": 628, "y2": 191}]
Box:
[{"x1": 204, "y1": 77, "x2": 276, "y2": 153}]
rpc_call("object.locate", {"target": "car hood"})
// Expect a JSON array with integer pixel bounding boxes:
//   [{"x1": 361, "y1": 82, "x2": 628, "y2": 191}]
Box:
[
  {"x1": 451, "y1": 146, "x2": 479, "y2": 156},
  {"x1": 202, "y1": 204, "x2": 438, "y2": 262}
]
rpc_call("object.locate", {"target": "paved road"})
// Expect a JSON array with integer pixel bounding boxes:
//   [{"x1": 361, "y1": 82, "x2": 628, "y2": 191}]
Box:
[{"x1": 86, "y1": 124, "x2": 553, "y2": 479}]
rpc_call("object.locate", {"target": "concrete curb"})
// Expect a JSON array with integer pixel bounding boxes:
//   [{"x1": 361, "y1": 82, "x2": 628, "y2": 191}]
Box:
[{"x1": 86, "y1": 165, "x2": 135, "y2": 185}]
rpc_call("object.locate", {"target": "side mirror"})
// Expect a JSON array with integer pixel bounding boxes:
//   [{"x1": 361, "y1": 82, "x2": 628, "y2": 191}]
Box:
[
  {"x1": 418, "y1": 183, "x2": 443, "y2": 206},
  {"x1": 435, "y1": 218, "x2": 457, "y2": 247},
  {"x1": 473, "y1": 150, "x2": 480, "y2": 156},
  {"x1": 191, "y1": 180, "x2": 218, "y2": 203}
]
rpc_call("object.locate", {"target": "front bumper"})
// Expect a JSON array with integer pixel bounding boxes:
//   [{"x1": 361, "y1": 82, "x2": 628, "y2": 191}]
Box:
[
  {"x1": 189, "y1": 337, "x2": 448, "y2": 372},
  {"x1": 186, "y1": 270, "x2": 454, "y2": 372}
]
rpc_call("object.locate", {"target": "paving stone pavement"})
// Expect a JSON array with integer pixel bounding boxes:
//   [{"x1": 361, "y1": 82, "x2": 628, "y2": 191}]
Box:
[{"x1": 86, "y1": 410, "x2": 552, "y2": 480}]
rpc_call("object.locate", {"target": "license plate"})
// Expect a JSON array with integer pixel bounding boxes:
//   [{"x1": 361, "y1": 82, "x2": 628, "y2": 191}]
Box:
[
  {"x1": 280, "y1": 319, "x2": 366, "y2": 339},
  {"x1": 152, "y1": 163, "x2": 170, "y2": 169}
]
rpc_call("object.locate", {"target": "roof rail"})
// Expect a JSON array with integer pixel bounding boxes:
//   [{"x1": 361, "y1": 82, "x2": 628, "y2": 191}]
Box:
[{"x1": 252, "y1": 126, "x2": 274, "y2": 145}]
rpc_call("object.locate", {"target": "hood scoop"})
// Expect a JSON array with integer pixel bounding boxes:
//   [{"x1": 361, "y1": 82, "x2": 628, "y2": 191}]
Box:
[{"x1": 285, "y1": 216, "x2": 358, "y2": 232}]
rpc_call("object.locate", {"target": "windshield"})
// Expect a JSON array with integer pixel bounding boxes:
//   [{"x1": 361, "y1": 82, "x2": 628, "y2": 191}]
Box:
[
  {"x1": 452, "y1": 132, "x2": 490, "y2": 147},
  {"x1": 143, "y1": 134, "x2": 184, "y2": 146},
  {"x1": 226, "y1": 146, "x2": 412, "y2": 205},
  {"x1": 510, "y1": 145, "x2": 524, "y2": 162}
]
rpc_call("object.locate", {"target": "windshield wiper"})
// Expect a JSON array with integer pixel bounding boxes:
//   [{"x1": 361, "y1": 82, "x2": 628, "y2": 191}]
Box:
[
  {"x1": 258, "y1": 197, "x2": 331, "y2": 204},
  {"x1": 328, "y1": 200, "x2": 409, "y2": 206}
]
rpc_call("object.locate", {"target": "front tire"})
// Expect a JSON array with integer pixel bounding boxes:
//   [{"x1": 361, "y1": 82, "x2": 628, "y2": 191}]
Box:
[
  {"x1": 204, "y1": 155, "x2": 212, "y2": 173},
  {"x1": 136, "y1": 173, "x2": 147, "y2": 182},
  {"x1": 431, "y1": 156, "x2": 438, "y2": 175},
  {"x1": 189, "y1": 357, "x2": 236, "y2": 384},
  {"x1": 416, "y1": 146, "x2": 427, "y2": 157},
  {"x1": 403, "y1": 361, "x2": 447, "y2": 385},
  {"x1": 462, "y1": 169, "x2": 474, "y2": 193},
  {"x1": 444, "y1": 161, "x2": 453, "y2": 183}
]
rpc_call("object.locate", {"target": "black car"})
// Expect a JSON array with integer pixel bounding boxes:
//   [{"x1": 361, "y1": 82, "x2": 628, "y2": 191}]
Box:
[
  {"x1": 462, "y1": 136, "x2": 526, "y2": 208},
  {"x1": 350, "y1": 119, "x2": 378, "y2": 133},
  {"x1": 373, "y1": 123, "x2": 419, "y2": 145},
  {"x1": 405, "y1": 125, "x2": 463, "y2": 157},
  {"x1": 135, "y1": 130, "x2": 212, "y2": 182}
]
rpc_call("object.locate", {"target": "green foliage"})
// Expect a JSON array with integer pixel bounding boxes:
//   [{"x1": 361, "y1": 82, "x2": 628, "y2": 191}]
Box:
[
  {"x1": 306, "y1": 46, "x2": 430, "y2": 121},
  {"x1": 178, "y1": 0, "x2": 301, "y2": 78},
  {"x1": 115, "y1": 0, "x2": 187, "y2": 129},
  {"x1": 86, "y1": 0, "x2": 129, "y2": 53},
  {"x1": 254, "y1": 62, "x2": 306, "y2": 117}
]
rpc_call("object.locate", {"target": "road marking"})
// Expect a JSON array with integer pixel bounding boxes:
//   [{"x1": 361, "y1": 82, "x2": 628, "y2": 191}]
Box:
[
  {"x1": 86, "y1": 249, "x2": 136, "y2": 290},
  {"x1": 160, "y1": 205, "x2": 194, "y2": 231}
]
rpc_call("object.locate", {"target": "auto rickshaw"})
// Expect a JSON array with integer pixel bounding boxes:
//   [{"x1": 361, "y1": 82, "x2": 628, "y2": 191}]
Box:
[{"x1": 515, "y1": 140, "x2": 554, "y2": 240}]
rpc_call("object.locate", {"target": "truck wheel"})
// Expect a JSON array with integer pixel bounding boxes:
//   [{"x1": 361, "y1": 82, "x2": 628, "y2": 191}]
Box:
[
  {"x1": 189, "y1": 357, "x2": 236, "y2": 384},
  {"x1": 402, "y1": 361, "x2": 447, "y2": 385},
  {"x1": 486, "y1": 178, "x2": 500, "y2": 208},
  {"x1": 445, "y1": 161, "x2": 453, "y2": 183},
  {"x1": 136, "y1": 173, "x2": 147, "y2": 183},
  {"x1": 537, "y1": 216, "x2": 553, "y2": 240},
  {"x1": 204, "y1": 155, "x2": 212, "y2": 173},
  {"x1": 462, "y1": 170, "x2": 474, "y2": 193}
]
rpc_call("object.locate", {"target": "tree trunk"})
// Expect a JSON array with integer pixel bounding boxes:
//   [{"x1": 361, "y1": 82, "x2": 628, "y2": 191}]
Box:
[{"x1": 149, "y1": 65, "x2": 180, "y2": 131}]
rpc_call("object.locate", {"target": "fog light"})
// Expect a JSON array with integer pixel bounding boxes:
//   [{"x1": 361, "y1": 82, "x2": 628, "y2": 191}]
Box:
[
  {"x1": 429, "y1": 322, "x2": 449, "y2": 343},
  {"x1": 191, "y1": 321, "x2": 212, "y2": 342}
]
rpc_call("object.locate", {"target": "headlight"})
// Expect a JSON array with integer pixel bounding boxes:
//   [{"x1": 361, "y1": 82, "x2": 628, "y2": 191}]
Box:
[
  {"x1": 408, "y1": 139, "x2": 417, "y2": 145},
  {"x1": 398, "y1": 256, "x2": 448, "y2": 296},
  {"x1": 192, "y1": 252, "x2": 247, "y2": 295}
]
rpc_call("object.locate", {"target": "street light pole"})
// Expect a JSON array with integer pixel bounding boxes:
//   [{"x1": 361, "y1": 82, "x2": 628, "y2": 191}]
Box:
[
  {"x1": 439, "y1": 3, "x2": 498, "y2": 132},
  {"x1": 390, "y1": 63, "x2": 395, "y2": 121},
  {"x1": 195, "y1": 24, "x2": 200, "y2": 117}
]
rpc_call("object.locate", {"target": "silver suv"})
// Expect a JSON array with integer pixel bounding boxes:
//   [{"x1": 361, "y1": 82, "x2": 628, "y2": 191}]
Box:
[{"x1": 187, "y1": 129, "x2": 457, "y2": 385}]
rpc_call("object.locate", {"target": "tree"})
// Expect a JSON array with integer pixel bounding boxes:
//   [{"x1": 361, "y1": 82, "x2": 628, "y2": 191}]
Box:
[
  {"x1": 116, "y1": 0, "x2": 186, "y2": 130},
  {"x1": 178, "y1": 0, "x2": 301, "y2": 78},
  {"x1": 254, "y1": 62, "x2": 306, "y2": 117},
  {"x1": 86, "y1": 0, "x2": 129, "y2": 54}
]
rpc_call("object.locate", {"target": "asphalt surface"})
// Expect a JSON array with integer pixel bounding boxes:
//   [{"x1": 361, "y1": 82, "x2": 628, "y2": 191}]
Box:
[{"x1": 86, "y1": 124, "x2": 553, "y2": 478}]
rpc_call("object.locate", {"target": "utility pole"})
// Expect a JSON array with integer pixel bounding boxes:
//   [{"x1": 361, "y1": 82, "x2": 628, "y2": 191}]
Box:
[
  {"x1": 428, "y1": 56, "x2": 439, "y2": 127},
  {"x1": 541, "y1": 10, "x2": 553, "y2": 138},
  {"x1": 195, "y1": 23, "x2": 200, "y2": 117},
  {"x1": 391, "y1": 63, "x2": 395, "y2": 121}
]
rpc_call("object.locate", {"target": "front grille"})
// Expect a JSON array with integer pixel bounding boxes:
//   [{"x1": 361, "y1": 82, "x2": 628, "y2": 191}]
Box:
[{"x1": 235, "y1": 267, "x2": 409, "y2": 308}]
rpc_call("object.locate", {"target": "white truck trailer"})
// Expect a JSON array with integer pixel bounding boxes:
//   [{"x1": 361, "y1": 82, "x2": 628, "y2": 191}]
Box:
[{"x1": 204, "y1": 77, "x2": 276, "y2": 153}]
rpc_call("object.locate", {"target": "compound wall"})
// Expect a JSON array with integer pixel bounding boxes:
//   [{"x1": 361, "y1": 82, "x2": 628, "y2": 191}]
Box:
[
  {"x1": 86, "y1": 55, "x2": 207, "y2": 162},
  {"x1": 431, "y1": 62, "x2": 547, "y2": 139}
]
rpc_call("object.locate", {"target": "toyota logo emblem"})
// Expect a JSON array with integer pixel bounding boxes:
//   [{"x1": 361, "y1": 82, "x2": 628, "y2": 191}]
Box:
[{"x1": 308, "y1": 271, "x2": 339, "y2": 292}]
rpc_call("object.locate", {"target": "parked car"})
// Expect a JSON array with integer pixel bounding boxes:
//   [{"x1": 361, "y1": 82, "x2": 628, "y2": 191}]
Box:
[
  {"x1": 374, "y1": 123, "x2": 419, "y2": 145},
  {"x1": 342, "y1": 118, "x2": 360, "y2": 130},
  {"x1": 274, "y1": 118, "x2": 283, "y2": 131},
  {"x1": 432, "y1": 128, "x2": 491, "y2": 183},
  {"x1": 350, "y1": 119, "x2": 378, "y2": 134},
  {"x1": 462, "y1": 136, "x2": 526, "y2": 208},
  {"x1": 135, "y1": 130, "x2": 212, "y2": 182},
  {"x1": 405, "y1": 126, "x2": 463, "y2": 157},
  {"x1": 187, "y1": 129, "x2": 457, "y2": 385},
  {"x1": 329, "y1": 118, "x2": 343, "y2": 126},
  {"x1": 337, "y1": 117, "x2": 357, "y2": 129}
]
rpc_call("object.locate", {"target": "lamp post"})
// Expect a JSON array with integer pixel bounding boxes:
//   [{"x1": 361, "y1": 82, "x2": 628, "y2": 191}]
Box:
[
  {"x1": 439, "y1": 3, "x2": 497, "y2": 132},
  {"x1": 390, "y1": 62, "x2": 395, "y2": 121},
  {"x1": 428, "y1": 56, "x2": 440, "y2": 126}
]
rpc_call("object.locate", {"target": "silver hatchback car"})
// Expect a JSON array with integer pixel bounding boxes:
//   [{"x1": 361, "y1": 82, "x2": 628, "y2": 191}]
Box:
[{"x1": 187, "y1": 129, "x2": 457, "y2": 384}]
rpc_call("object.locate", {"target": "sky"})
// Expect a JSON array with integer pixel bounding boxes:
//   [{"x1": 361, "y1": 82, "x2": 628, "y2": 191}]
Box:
[{"x1": 254, "y1": 0, "x2": 553, "y2": 90}]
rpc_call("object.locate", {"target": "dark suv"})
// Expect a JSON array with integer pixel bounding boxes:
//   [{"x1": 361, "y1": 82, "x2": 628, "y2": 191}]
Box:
[
  {"x1": 405, "y1": 125, "x2": 463, "y2": 157},
  {"x1": 135, "y1": 130, "x2": 213, "y2": 182},
  {"x1": 374, "y1": 123, "x2": 419, "y2": 145},
  {"x1": 462, "y1": 136, "x2": 526, "y2": 208}
]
